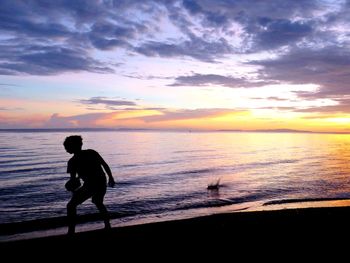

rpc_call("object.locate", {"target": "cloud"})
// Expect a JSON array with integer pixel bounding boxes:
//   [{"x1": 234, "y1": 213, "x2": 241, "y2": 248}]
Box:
[
  {"x1": 0, "y1": 113, "x2": 46, "y2": 128},
  {"x1": 80, "y1": 97, "x2": 137, "y2": 108},
  {"x1": 294, "y1": 98, "x2": 350, "y2": 114},
  {"x1": 0, "y1": 0, "x2": 349, "y2": 84},
  {"x1": 0, "y1": 42, "x2": 114, "y2": 75},
  {"x1": 301, "y1": 114, "x2": 335, "y2": 119},
  {"x1": 134, "y1": 1, "x2": 317, "y2": 59},
  {"x1": 46, "y1": 112, "x2": 112, "y2": 128},
  {"x1": 252, "y1": 97, "x2": 289, "y2": 101},
  {"x1": 44, "y1": 108, "x2": 244, "y2": 128},
  {"x1": 139, "y1": 108, "x2": 244, "y2": 122},
  {"x1": 175, "y1": 0, "x2": 319, "y2": 32},
  {"x1": 134, "y1": 34, "x2": 233, "y2": 62},
  {"x1": 170, "y1": 73, "x2": 274, "y2": 87},
  {"x1": 175, "y1": 0, "x2": 320, "y2": 52},
  {"x1": 258, "y1": 106, "x2": 298, "y2": 111},
  {"x1": 0, "y1": 0, "x2": 338, "y2": 75},
  {"x1": 180, "y1": 0, "x2": 319, "y2": 22},
  {"x1": 250, "y1": 19, "x2": 313, "y2": 51},
  {"x1": 0, "y1": 83, "x2": 19, "y2": 86},
  {"x1": 123, "y1": 74, "x2": 172, "y2": 80},
  {"x1": 0, "y1": 0, "x2": 154, "y2": 75},
  {"x1": 250, "y1": 45, "x2": 350, "y2": 98},
  {"x1": 0, "y1": 107, "x2": 23, "y2": 111}
]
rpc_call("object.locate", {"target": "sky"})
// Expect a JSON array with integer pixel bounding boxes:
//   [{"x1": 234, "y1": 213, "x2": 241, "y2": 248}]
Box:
[{"x1": 1, "y1": 0, "x2": 350, "y2": 132}]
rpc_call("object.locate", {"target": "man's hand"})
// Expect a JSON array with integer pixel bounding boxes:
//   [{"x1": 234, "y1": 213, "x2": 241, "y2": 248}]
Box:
[{"x1": 108, "y1": 178, "x2": 115, "y2": 188}]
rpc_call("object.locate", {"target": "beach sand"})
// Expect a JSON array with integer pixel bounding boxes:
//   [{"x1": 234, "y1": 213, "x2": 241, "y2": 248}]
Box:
[{"x1": 1, "y1": 205, "x2": 350, "y2": 257}]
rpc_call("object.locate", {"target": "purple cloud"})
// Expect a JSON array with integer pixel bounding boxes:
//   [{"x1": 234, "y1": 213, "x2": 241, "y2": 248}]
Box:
[
  {"x1": 170, "y1": 73, "x2": 275, "y2": 87},
  {"x1": 80, "y1": 97, "x2": 137, "y2": 107}
]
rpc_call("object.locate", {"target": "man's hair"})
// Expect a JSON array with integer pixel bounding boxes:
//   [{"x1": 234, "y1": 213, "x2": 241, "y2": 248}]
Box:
[{"x1": 63, "y1": 135, "x2": 83, "y2": 151}]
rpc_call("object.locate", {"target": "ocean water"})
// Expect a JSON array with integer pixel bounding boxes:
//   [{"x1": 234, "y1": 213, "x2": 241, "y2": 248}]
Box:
[{"x1": 2, "y1": 130, "x2": 350, "y2": 236}]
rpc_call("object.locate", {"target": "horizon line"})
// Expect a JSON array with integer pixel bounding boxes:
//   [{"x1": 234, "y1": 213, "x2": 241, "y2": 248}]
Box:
[{"x1": 1, "y1": 127, "x2": 350, "y2": 134}]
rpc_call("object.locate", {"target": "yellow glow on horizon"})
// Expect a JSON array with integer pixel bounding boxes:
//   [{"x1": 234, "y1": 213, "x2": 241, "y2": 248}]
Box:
[
  {"x1": 325, "y1": 117, "x2": 350, "y2": 124},
  {"x1": 2, "y1": 103, "x2": 350, "y2": 133},
  {"x1": 210, "y1": 111, "x2": 251, "y2": 121},
  {"x1": 95, "y1": 109, "x2": 162, "y2": 127}
]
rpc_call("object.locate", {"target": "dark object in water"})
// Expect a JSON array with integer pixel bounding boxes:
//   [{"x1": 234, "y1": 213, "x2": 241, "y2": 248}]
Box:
[
  {"x1": 65, "y1": 177, "x2": 81, "y2": 192},
  {"x1": 207, "y1": 178, "x2": 221, "y2": 190},
  {"x1": 207, "y1": 184, "x2": 219, "y2": 190}
]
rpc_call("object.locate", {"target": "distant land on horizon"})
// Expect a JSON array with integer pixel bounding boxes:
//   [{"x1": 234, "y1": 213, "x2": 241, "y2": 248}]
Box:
[
  {"x1": 0, "y1": 127, "x2": 349, "y2": 134},
  {"x1": 217, "y1": 128, "x2": 314, "y2": 133}
]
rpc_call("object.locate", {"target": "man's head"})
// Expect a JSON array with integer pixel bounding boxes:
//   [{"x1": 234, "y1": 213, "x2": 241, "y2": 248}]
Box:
[{"x1": 63, "y1": 135, "x2": 83, "y2": 154}]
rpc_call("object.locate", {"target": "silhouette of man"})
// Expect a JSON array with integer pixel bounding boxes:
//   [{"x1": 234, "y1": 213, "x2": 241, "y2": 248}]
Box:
[{"x1": 63, "y1": 135, "x2": 115, "y2": 235}]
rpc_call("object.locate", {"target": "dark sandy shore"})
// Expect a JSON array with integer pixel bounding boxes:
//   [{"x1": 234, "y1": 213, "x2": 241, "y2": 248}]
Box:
[{"x1": 1, "y1": 205, "x2": 350, "y2": 257}]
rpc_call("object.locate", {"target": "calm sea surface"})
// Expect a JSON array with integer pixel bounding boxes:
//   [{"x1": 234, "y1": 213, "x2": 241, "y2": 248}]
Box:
[{"x1": 1, "y1": 130, "x2": 350, "y2": 235}]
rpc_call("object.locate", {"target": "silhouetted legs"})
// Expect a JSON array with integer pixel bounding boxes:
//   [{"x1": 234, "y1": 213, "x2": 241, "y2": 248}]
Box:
[
  {"x1": 95, "y1": 202, "x2": 111, "y2": 229},
  {"x1": 67, "y1": 185, "x2": 109, "y2": 235},
  {"x1": 67, "y1": 193, "x2": 89, "y2": 235},
  {"x1": 67, "y1": 200, "x2": 78, "y2": 235},
  {"x1": 92, "y1": 187, "x2": 110, "y2": 230}
]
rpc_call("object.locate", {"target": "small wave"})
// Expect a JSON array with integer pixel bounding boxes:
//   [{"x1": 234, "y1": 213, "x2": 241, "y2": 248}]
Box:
[
  {"x1": 0, "y1": 158, "x2": 34, "y2": 165},
  {"x1": 229, "y1": 159, "x2": 300, "y2": 173},
  {"x1": 118, "y1": 160, "x2": 178, "y2": 169},
  {"x1": 173, "y1": 149, "x2": 216, "y2": 154},
  {"x1": 171, "y1": 168, "x2": 216, "y2": 176},
  {"x1": 0, "y1": 176, "x2": 65, "y2": 194},
  {"x1": 174, "y1": 191, "x2": 281, "y2": 211},
  {"x1": 0, "y1": 154, "x2": 34, "y2": 158},
  {"x1": 0, "y1": 165, "x2": 66, "y2": 176},
  {"x1": 263, "y1": 197, "x2": 350, "y2": 206},
  {"x1": 175, "y1": 199, "x2": 234, "y2": 210},
  {"x1": 119, "y1": 164, "x2": 140, "y2": 168},
  {"x1": 0, "y1": 149, "x2": 18, "y2": 154},
  {"x1": 247, "y1": 159, "x2": 299, "y2": 167},
  {"x1": 0, "y1": 147, "x2": 16, "y2": 150},
  {"x1": 118, "y1": 167, "x2": 218, "y2": 186},
  {"x1": 0, "y1": 160, "x2": 65, "y2": 169}
]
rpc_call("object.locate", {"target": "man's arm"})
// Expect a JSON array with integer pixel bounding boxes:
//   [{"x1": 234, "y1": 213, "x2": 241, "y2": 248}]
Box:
[
  {"x1": 67, "y1": 159, "x2": 77, "y2": 179},
  {"x1": 100, "y1": 157, "x2": 115, "y2": 187}
]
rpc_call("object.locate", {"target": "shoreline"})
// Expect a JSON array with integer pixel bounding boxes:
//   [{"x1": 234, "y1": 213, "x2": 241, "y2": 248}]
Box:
[
  {"x1": 2, "y1": 204, "x2": 350, "y2": 252},
  {"x1": 3, "y1": 197, "x2": 350, "y2": 242}
]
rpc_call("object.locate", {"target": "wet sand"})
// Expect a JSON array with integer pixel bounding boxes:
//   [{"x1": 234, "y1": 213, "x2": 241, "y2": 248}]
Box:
[{"x1": 2, "y1": 205, "x2": 350, "y2": 257}]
